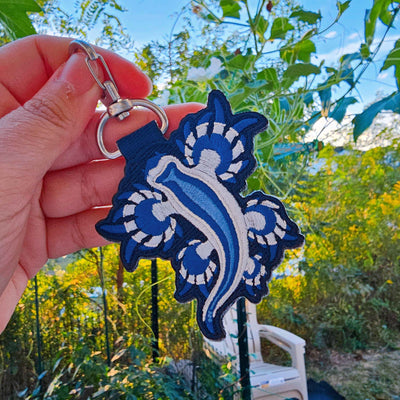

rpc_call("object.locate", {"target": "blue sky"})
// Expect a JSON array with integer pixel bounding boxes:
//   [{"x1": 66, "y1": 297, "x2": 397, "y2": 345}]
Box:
[
  {"x1": 117, "y1": 0, "x2": 398, "y2": 109},
  {"x1": 63, "y1": 0, "x2": 398, "y2": 111}
]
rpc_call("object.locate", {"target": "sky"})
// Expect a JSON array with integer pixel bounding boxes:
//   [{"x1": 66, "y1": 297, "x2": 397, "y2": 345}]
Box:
[
  {"x1": 62, "y1": 0, "x2": 399, "y2": 112},
  {"x1": 118, "y1": 0, "x2": 398, "y2": 109}
]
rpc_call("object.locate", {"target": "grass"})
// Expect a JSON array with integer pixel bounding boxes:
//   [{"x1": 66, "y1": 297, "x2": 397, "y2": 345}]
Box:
[{"x1": 307, "y1": 344, "x2": 400, "y2": 400}]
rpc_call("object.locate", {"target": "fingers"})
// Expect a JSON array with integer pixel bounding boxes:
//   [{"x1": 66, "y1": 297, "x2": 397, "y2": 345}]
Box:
[
  {"x1": 0, "y1": 52, "x2": 103, "y2": 182},
  {"x1": 46, "y1": 208, "x2": 112, "y2": 259},
  {"x1": 51, "y1": 102, "x2": 204, "y2": 170},
  {"x1": 42, "y1": 102, "x2": 205, "y2": 219},
  {"x1": 0, "y1": 35, "x2": 151, "y2": 109},
  {"x1": 0, "y1": 35, "x2": 153, "y2": 181},
  {"x1": 0, "y1": 81, "x2": 20, "y2": 117},
  {"x1": 0, "y1": 266, "x2": 29, "y2": 334},
  {"x1": 42, "y1": 158, "x2": 125, "y2": 218}
]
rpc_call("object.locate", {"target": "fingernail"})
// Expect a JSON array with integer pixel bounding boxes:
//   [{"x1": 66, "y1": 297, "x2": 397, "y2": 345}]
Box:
[{"x1": 58, "y1": 53, "x2": 101, "y2": 95}]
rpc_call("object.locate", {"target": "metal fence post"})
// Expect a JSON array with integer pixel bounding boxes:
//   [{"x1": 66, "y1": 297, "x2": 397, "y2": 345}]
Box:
[
  {"x1": 151, "y1": 259, "x2": 159, "y2": 362},
  {"x1": 237, "y1": 297, "x2": 251, "y2": 399},
  {"x1": 34, "y1": 276, "x2": 43, "y2": 375},
  {"x1": 99, "y1": 247, "x2": 111, "y2": 366}
]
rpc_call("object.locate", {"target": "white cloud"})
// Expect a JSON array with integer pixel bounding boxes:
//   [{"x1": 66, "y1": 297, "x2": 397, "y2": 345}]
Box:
[
  {"x1": 325, "y1": 31, "x2": 337, "y2": 39},
  {"x1": 348, "y1": 32, "x2": 359, "y2": 40},
  {"x1": 305, "y1": 112, "x2": 400, "y2": 151},
  {"x1": 155, "y1": 89, "x2": 170, "y2": 107},
  {"x1": 312, "y1": 40, "x2": 361, "y2": 65},
  {"x1": 312, "y1": 34, "x2": 398, "y2": 66},
  {"x1": 378, "y1": 72, "x2": 389, "y2": 80},
  {"x1": 304, "y1": 116, "x2": 346, "y2": 145},
  {"x1": 187, "y1": 57, "x2": 223, "y2": 82}
]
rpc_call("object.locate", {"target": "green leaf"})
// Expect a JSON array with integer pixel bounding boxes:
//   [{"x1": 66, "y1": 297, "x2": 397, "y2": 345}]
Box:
[
  {"x1": 280, "y1": 39, "x2": 316, "y2": 63},
  {"x1": 329, "y1": 97, "x2": 357, "y2": 123},
  {"x1": 246, "y1": 79, "x2": 269, "y2": 89},
  {"x1": 336, "y1": 0, "x2": 351, "y2": 18},
  {"x1": 201, "y1": 12, "x2": 220, "y2": 22},
  {"x1": 16, "y1": 388, "x2": 28, "y2": 398},
  {"x1": 296, "y1": 39, "x2": 316, "y2": 62},
  {"x1": 226, "y1": 53, "x2": 256, "y2": 70},
  {"x1": 364, "y1": 0, "x2": 391, "y2": 46},
  {"x1": 228, "y1": 87, "x2": 251, "y2": 110},
  {"x1": 228, "y1": 80, "x2": 271, "y2": 111},
  {"x1": 52, "y1": 357, "x2": 63, "y2": 372},
  {"x1": 279, "y1": 97, "x2": 290, "y2": 112},
  {"x1": 353, "y1": 91, "x2": 400, "y2": 141},
  {"x1": 254, "y1": 15, "x2": 268, "y2": 41},
  {"x1": 340, "y1": 66, "x2": 354, "y2": 87},
  {"x1": 360, "y1": 43, "x2": 370, "y2": 59},
  {"x1": 303, "y1": 111, "x2": 321, "y2": 131},
  {"x1": 318, "y1": 87, "x2": 332, "y2": 116},
  {"x1": 326, "y1": 57, "x2": 356, "y2": 87},
  {"x1": 381, "y1": 39, "x2": 400, "y2": 89},
  {"x1": 111, "y1": 348, "x2": 127, "y2": 362},
  {"x1": 290, "y1": 8, "x2": 321, "y2": 25},
  {"x1": 38, "y1": 370, "x2": 47, "y2": 380},
  {"x1": 326, "y1": 66, "x2": 338, "y2": 75},
  {"x1": 379, "y1": 6, "x2": 393, "y2": 26},
  {"x1": 340, "y1": 52, "x2": 362, "y2": 66},
  {"x1": 256, "y1": 67, "x2": 279, "y2": 90},
  {"x1": 93, "y1": 385, "x2": 111, "y2": 398},
  {"x1": 301, "y1": 28, "x2": 317, "y2": 41},
  {"x1": 283, "y1": 63, "x2": 320, "y2": 83},
  {"x1": 0, "y1": 0, "x2": 41, "y2": 39},
  {"x1": 304, "y1": 92, "x2": 314, "y2": 106},
  {"x1": 269, "y1": 17, "x2": 294, "y2": 40},
  {"x1": 220, "y1": 0, "x2": 241, "y2": 19}
]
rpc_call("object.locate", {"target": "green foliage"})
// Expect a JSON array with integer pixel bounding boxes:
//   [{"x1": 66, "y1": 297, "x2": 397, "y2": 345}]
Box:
[
  {"x1": 3, "y1": 138, "x2": 400, "y2": 393},
  {"x1": 329, "y1": 97, "x2": 357, "y2": 124},
  {"x1": 364, "y1": 0, "x2": 393, "y2": 45},
  {"x1": 289, "y1": 7, "x2": 321, "y2": 25},
  {"x1": 259, "y1": 142, "x2": 400, "y2": 352},
  {"x1": 269, "y1": 16, "x2": 294, "y2": 39},
  {"x1": 0, "y1": 0, "x2": 134, "y2": 50},
  {"x1": 308, "y1": 347, "x2": 400, "y2": 400},
  {"x1": 0, "y1": 251, "x2": 236, "y2": 399},
  {"x1": 0, "y1": 0, "x2": 41, "y2": 40},
  {"x1": 220, "y1": 0, "x2": 241, "y2": 19},
  {"x1": 336, "y1": 0, "x2": 351, "y2": 19},
  {"x1": 17, "y1": 339, "x2": 194, "y2": 399},
  {"x1": 282, "y1": 63, "x2": 320, "y2": 84},
  {"x1": 161, "y1": 0, "x2": 400, "y2": 147},
  {"x1": 137, "y1": 0, "x2": 398, "y2": 200},
  {"x1": 30, "y1": 0, "x2": 132, "y2": 51},
  {"x1": 353, "y1": 92, "x2": 400, "y2": 141},
  {"x1": 1, "y1": 0, "x2": 400, "y2": 397},
  {"x1": 381, "y1": 38, "x2": 400, "y2": 89}
]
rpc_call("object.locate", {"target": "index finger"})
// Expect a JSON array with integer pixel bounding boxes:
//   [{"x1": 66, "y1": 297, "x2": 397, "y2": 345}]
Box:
[{"x1": 0, "y1": 35, "x2": 152, "y2": 106}]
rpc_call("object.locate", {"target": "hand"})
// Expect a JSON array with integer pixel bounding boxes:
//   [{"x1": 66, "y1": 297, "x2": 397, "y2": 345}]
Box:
[{"x1": 0, "y1": 35, "x2": 202, "y2": 333}]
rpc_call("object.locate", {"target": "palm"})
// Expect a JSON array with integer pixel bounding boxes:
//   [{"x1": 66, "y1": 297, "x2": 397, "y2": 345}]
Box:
[
  {"x1": 0, "y1": 35, "x2": 202, "y2": 332},
  {"x1": 21, "y1": 183, "x2": 48, "y2": 274}
]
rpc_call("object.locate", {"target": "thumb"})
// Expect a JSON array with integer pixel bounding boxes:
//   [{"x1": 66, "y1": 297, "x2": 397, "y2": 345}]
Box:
[{"x1": 0, "y1": 52, "x2": 102, "y2": 176}]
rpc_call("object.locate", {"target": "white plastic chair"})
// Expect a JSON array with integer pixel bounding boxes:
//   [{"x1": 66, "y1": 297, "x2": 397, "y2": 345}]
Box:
[{"x1": 203, "y1": 301, "x2": 308, "y2": 400}]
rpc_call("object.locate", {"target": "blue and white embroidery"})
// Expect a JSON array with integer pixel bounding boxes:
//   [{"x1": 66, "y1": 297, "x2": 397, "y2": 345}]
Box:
[{"x1": 96, "y1": 90, "x2": 304, "y2": 340}]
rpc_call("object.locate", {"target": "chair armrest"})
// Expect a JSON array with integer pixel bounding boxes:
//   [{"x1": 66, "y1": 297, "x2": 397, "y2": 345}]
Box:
[
  {"x1": 257, "y1": 324, "x2": 305, "y2": 370},
  {"x1": 258, "y1": 325, "x2": 305, "y2": 347}
]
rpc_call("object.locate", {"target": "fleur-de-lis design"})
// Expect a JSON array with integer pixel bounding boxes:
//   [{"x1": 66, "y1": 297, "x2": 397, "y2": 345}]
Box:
[{"x1": 96, "y1": 91, "x2": 304, "y2": 340}]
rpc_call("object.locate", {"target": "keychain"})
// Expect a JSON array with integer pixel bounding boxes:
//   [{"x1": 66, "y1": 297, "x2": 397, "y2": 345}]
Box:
[{"x1": 70, "y1": 40, "x2": 304, "y2": 340}]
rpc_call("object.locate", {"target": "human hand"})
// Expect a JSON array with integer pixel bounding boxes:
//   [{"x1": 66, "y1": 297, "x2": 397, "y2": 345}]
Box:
[{"x1": 0, "y1": 35, "x2": 202, "y2": 333}]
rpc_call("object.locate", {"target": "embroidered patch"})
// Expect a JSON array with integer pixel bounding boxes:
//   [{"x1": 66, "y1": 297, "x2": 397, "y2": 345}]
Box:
[{"x1": 96, "y1": 90, "x2": 304, "y2": 340}]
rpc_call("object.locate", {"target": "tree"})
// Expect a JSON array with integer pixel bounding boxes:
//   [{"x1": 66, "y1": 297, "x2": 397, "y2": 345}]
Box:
[{"x1": 0, "y1": 0, "x2": 133, "y2": 50}]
